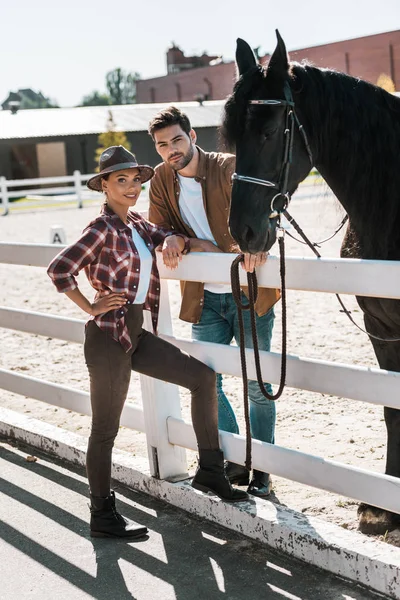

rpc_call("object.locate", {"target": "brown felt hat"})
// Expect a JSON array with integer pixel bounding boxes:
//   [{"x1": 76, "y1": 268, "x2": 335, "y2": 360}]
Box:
[{"x1": 87, "y1": 145, "x2": 154, "y2": 192}]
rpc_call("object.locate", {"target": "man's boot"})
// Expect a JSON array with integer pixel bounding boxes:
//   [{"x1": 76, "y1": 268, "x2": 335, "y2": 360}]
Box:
[
  {"x1": 247, "y1": 470, "x2": 272, "y2": 498},
  {"x1": 225, "y1": 461, "x2": 250, "y2": 485},
  {"x1": 192, "y1": 449, "x2": 248, "y2": 502},
  {"x1": 90, "y1": 490, "x2": 148, "y2": 538}
]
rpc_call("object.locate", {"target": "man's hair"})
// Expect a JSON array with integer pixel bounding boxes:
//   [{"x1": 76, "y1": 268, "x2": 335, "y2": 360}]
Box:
[{"x1": 148, "y1": 106, "x2": 192, "y2": 138}]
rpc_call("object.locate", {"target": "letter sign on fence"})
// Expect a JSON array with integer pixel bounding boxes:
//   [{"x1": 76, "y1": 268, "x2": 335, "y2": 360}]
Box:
[{"x1": 50, "y1": 226, "x2": 66, "y2": 245}]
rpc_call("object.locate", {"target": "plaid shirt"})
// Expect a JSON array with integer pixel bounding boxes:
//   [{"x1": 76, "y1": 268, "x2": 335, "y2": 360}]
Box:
[{"x1": 47, "y1": 204, "x2": 183, "y2": 353}]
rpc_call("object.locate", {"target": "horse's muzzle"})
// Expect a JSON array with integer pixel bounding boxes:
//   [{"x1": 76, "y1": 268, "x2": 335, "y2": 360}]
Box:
[{"x1": 230, "y1": 218, "x2": 277, "y2": 254}]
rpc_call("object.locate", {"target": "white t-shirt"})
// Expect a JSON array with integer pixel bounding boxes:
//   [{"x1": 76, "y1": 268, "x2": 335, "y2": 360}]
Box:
[
  {"x1": 178, "y1": 174, "x2": 231, "y2": 294},
  {"x1": 129, "y1": 224, "x2": 153, "y2": 304}
]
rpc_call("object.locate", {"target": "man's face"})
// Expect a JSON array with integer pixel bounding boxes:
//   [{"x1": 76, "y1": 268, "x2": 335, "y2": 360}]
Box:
[{"x1": 153, "y1": 124, "x2": 196, "y2": 171}]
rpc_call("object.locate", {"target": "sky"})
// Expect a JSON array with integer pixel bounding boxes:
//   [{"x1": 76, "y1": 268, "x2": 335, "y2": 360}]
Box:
[{"x1": 1, "y1": 0, "x2": 399, "y2": 107}]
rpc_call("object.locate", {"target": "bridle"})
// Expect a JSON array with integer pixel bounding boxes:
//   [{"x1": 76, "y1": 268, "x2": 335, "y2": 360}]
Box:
[{"x1": 231, "y1": 81, "x2": 313, "y2": 219}]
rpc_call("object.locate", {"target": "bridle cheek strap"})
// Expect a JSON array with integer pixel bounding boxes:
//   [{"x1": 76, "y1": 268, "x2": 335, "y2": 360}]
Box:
[{"x1": 231, "y1": 83, "x2": 313, "y2": 219}]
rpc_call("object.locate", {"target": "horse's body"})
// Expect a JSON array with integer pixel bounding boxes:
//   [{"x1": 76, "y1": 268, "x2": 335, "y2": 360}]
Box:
[{"x1": 221, "y1": 32, "x2": 400, "y2": 533}]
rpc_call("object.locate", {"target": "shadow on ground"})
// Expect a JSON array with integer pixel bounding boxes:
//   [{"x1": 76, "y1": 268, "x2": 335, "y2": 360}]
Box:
[{"x1": 0, "y1": 438, "x2": 386, "y2": 600}]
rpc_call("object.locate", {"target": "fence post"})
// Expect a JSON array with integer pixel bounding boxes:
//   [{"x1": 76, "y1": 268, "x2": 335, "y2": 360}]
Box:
[
  {"x1": 73, "y1": 170, "x2": 83, "y2": 209},
  {"x1": 0, "y1": 177, "x2": 9, "y2": 216},
  {"x1": 139, "y1": 279, "x2": 188, "y2": 481}
]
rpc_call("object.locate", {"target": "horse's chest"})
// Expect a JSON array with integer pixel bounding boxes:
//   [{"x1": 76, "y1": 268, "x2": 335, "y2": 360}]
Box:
[{"x1": 340, "y1": 224, "x2": 362, "y2": 259}]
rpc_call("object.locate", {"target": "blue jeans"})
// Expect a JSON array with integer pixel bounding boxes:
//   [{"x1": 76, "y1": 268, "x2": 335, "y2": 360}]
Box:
[{"x1": 192, "y1": 290, "x2": 276, "y2": 445}]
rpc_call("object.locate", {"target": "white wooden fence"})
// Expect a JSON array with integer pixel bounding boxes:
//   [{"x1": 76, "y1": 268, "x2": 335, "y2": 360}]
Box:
[
  {"x1": 0, "y1": 172, "x2": 99, "y2": 215},
  {"x1": 0, "y1": 171, "x2": 317, "y2": 216},
  {"x1": 1, "y1": 242, "x2": 400, "y2": 513}
]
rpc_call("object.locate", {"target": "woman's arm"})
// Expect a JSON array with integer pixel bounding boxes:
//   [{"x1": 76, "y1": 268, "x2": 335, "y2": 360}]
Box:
[
  {"x1": 161, "y1": 236, "x2": 224, "y2": 269},
  {"x1": 47, "y1": 221, "x2": 108, "y2": 293},
  {"x1": 161, "y1": 234, "x2": 186, "y2": 270}
]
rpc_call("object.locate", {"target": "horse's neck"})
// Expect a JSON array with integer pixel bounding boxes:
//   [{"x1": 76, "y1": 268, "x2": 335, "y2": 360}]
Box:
[{"x1": 295, "y1": 68, "x2": 400, "y2": 259}]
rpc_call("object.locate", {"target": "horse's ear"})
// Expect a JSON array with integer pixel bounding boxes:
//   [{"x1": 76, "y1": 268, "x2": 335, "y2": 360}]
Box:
[
  {"x1": 236, "y1": 38, "x2": 257, "y2": 76},
  {"x1": 267, "y1": 29, "x2": 289, "y2": 79}
]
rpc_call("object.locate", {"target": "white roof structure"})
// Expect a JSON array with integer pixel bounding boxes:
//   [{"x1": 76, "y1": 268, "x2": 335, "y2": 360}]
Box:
[
  {"x1": 3, "y1": 93, "x2": 398, "y2": 141},
  {"x1": 0, "y1": 100, "x2": 226, "y2": 141}
]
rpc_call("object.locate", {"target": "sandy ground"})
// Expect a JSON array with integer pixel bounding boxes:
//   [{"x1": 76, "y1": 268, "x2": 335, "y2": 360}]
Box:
[{"x1": 1, "y1": 184, "x2": 399, "y2": 546}]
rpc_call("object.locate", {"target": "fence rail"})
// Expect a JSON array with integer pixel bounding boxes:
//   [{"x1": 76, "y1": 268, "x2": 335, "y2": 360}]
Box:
[
  {"x1": 0, "y1": 171, "x2": 98, "y2": 215},
  {"x1": 0, "y1": 172, "x2": 150, "y2": 215},
  {"x1": 1, "y1": 305, "x2": 400, "y2": 410},
  {"x1": 1, "y1": 243, "x2": 400, "y2": 513},
  {"x1": 0, "y1": 171, "x2": 323, "y2": 217},
  {"x1": 2, "y1": 242, "x2": 400, "y2": 299}
]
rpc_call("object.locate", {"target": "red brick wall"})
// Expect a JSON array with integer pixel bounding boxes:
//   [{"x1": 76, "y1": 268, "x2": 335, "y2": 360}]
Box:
[
  {"x1": 288, "y1": 30, "x2": 400, "y2": 88},
  {"x1": 136, "y1": 30, "x2": 400, "y2": 104},
  {"x1": 136, "y1": 62, "x2": 236, "y2": 103}
]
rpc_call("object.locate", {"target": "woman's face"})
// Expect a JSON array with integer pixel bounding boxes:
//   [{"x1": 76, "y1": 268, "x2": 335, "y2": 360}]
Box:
[{"x1": 102, "y1": 168, "x2": 142, "y2": 208}]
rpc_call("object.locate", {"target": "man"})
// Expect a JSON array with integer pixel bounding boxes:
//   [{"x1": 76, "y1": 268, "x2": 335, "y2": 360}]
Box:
[{"x1": 148, "y1": 106, "x2": 280, "y2": 497}]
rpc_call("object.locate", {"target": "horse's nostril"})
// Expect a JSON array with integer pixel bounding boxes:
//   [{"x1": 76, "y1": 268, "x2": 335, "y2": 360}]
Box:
[{"x1": 243, "y1": 225, "x2": 254, "y2": 243}]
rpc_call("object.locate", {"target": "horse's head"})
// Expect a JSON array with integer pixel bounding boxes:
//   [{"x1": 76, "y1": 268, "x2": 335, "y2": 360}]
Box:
[{"x1": 222, "y1": 31, "x2": 313, "y2": 253}]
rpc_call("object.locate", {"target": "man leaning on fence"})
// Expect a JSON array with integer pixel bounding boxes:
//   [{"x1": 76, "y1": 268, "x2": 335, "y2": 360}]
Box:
[{"x1": 148, "y1": 106, "x2": 281, "y2": 497}]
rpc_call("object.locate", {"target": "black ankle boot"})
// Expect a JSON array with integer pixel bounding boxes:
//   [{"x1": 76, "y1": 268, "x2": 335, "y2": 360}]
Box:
[
  {"x1": 90, "y1": 490, "x2": 148, "y2": 539},
  {"x1": 247, "y1": 470, "x2": 271, "y2": 498},
  {"x1": 192, "y1": 449, "x2": 248, "y2": 502},
  {"x1": 225, "y1": 461, "x2": 250, "y2": 486}
]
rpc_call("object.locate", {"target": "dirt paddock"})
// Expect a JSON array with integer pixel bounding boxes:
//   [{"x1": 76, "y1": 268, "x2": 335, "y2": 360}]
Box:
[{"x1": 1, "y1": 187, "x2": 399, "y2": 546}]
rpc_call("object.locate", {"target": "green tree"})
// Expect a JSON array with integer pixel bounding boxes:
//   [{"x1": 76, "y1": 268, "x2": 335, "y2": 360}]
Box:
[
  {"x1": 80, "y1": 91, "x2": 111, "y2": 106},
  {"x1": 20, "y1": 93, "x2": 58, "y2": 109},
  {"x1": 95, "y1": 111, "x2": 131, "y2": 170},
  {"x1": 106, "y1": 68, "x2": 140, "y2": 105}
]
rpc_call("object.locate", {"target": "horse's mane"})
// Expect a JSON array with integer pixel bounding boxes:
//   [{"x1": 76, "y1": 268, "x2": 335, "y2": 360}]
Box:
[
  {"x1": 291, "y1": 63, "x2": 400, "y2": 169},
  {"x1": 221, "y1": 62, "x2": 400, "y2": 259}
]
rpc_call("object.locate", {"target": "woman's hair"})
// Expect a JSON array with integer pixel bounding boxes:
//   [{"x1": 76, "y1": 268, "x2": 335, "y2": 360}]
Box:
[
  {"x1": 100, "y1": 174, "x2": 109, "y2": 205},
  {"x1": 148, "y1": 105, "x2": 192, "y2": 138}
]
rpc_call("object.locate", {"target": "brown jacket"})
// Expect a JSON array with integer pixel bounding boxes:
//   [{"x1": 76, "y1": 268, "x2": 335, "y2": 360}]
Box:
[{"x1": 149, "y1": 147, "x2": 280, "y2": 323}]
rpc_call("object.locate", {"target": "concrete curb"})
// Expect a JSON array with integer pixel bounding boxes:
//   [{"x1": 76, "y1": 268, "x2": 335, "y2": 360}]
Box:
[{"x1": 1, "y1": 406, "x2": 399, "y2": 599}]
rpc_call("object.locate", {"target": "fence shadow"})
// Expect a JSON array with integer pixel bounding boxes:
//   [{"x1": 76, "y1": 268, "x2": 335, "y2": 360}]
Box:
[{"x1": 0, "y1": 440, "x2": 378, "y2": 600}]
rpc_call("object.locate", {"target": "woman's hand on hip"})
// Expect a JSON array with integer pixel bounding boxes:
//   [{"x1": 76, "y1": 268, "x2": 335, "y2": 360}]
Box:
[{"x1": 90, "y1": 293, "x2": 127, "y2": 316}]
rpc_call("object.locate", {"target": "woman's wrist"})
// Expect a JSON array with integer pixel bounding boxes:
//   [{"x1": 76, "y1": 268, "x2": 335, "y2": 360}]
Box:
[{"x1": 169, "y1": 233, "x2": 190, "y2": 254}]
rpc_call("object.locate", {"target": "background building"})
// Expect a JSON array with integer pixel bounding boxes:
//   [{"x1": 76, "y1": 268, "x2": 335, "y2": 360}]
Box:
[
  {"x1": 0, "y1": 102, "x2": 224, "y2": 180},
  {"x1": 136, "y1": 30, "x2": 400, "y2": 104},
  {"x1": 1, "y1": 89, "x2": 57, "y2": 112}
]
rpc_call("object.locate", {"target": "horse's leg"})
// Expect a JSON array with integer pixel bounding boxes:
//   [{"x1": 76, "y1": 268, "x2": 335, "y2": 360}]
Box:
[
  {"x1": 356, "y1": 299, "x2": 400, "y2": 534},
  {"x1": 384, "y1": 406, "x2": 400, "y2": 478}
]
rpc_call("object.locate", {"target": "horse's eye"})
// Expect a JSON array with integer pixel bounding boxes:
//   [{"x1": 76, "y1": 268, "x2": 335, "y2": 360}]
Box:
[{"x1": 264, "y1": 128, "x2": 277, "y2": 139}]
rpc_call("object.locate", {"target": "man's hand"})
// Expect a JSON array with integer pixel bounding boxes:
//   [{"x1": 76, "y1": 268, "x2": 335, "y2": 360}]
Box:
[
  {"x1": 161, "y1": 235, "x2": 184, "y2": 269},
  {"x1": 241, "y1": 252, "x2": 268, "y2": 273}
]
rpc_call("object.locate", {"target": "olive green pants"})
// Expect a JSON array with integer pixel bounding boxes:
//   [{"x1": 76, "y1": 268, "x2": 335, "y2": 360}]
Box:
[{"x1": 84, "y1": 304, "x2": 218, "y2": 497}]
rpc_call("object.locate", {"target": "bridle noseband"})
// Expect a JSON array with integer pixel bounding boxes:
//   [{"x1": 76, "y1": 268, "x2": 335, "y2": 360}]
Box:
[{"x1": 232, "y1": 81, "x2": 313, "y2": 219}]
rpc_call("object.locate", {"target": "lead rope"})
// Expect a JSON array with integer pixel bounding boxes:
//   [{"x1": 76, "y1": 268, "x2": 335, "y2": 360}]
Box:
[{"x1": 230, "y1": 231, "x2": 287, "y2": 472}]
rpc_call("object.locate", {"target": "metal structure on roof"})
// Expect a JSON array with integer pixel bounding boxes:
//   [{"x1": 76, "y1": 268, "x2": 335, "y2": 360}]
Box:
[{"x1": 0, "y1": 100, "x2": 226, "y2": 141}]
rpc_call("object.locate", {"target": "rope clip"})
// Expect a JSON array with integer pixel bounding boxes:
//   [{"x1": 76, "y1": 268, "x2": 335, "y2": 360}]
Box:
[{"x1": 277, "y1": 226, "x2": 285, "y2": 239}]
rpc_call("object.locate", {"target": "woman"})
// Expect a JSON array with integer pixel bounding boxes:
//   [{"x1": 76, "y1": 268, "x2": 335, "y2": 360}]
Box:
[{"x1": 47, "y1": 145, "x2": 247, "y2": 540}]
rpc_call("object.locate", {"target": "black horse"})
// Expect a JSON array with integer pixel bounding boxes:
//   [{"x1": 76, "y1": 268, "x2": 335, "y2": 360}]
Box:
[{"x1": 221, "y1": 31, "x2": 400, "y2": 534}]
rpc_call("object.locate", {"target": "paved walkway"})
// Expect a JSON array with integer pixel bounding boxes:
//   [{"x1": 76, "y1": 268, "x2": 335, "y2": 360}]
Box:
[{"x1": 0, "y1": 439, "x2": 386, "y2": 600}]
